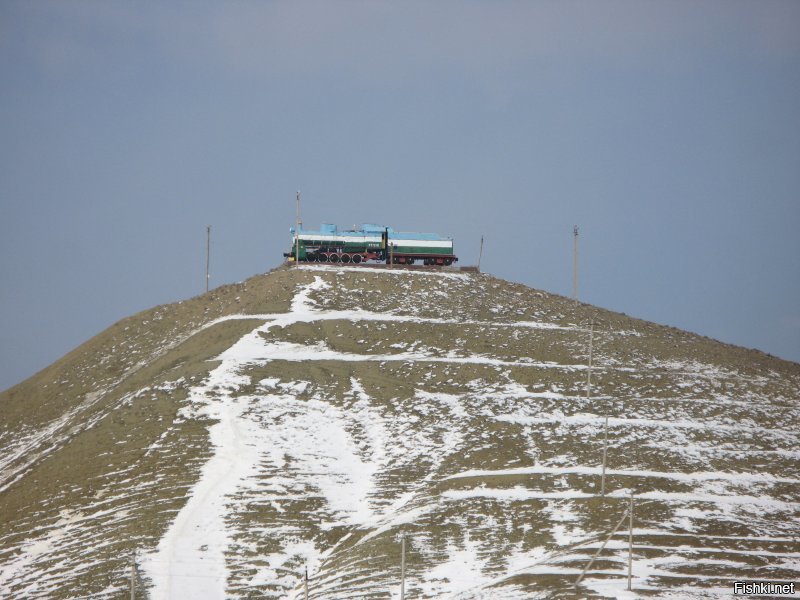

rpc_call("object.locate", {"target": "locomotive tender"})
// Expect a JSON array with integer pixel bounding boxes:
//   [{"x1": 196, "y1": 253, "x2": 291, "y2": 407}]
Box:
[{"x1": 284, "y1": 223, "x2": 458, "y2": 266}]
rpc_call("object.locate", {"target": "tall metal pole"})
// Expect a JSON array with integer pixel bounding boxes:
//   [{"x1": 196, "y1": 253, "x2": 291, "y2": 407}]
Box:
[
  {"x1": 304, "y1": 566, "x2": 309, "y2": 600},
  {"x1": 573, "y1": 226, "x2": 579, "y2": 303},
  {"x1": 478, "y1": 235, "x2": 484, "y2": 272},
  {"x1": 627, "y1": 494, "x2": 634, "y2": 590},
  {"x1": 205, "y1": 226, "x2": 210, "y2": 293},
  {"x1": 400, "y1": 534, "x2": 406, "y2": 600}
]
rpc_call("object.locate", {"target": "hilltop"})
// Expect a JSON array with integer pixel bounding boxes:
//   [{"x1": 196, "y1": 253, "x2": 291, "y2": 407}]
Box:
[{"x1": 1, "y1": 265, "x2": 798, "y2": 599}]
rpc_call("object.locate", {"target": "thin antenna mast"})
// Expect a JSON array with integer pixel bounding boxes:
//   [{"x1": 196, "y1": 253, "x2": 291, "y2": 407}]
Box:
[
  {"x1": 478, "y1": 235, "x2": 484, "y2": 272},
  {"x1": 296, "y1": 190, "x2": 302, "y2": 229}
]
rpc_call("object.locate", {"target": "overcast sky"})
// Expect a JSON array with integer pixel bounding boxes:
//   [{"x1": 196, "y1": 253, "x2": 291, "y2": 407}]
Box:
[{"x1": 1, "y1": 1, "x2": 799, "y2": 391}]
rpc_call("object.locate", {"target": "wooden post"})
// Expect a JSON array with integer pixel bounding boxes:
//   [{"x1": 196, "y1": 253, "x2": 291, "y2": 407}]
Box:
[
  {"x1": 400, "y1": 534, "x2": 406, "y2": 600},
  {"x1": 627, "y1": 494, "x2": 634, "y2": 590},
  {"x1": 478, "y1": 235, "x2": 484, "y2": 272},
  {"x1": 304, "y1": 566, "x2": 309, "y2": 600},
  {"x1": 390, "y1": 243, "x2": 394, "y2": 269}
]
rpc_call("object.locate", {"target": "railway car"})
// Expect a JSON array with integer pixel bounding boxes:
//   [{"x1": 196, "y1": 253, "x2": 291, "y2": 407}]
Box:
[{"x1": 284, "y1": 223, "x2": 458, "y2": 266}]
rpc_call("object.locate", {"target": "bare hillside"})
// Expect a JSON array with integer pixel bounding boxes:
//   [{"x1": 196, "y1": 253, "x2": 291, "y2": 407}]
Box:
[{"x1": 1, "y1": 265, "x2": 798, "y2": 599}]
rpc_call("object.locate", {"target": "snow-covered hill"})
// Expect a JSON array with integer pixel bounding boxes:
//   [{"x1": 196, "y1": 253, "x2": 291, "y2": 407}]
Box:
[{"x1": 1, "y1": 265, "x2": 798, "y2": 598}]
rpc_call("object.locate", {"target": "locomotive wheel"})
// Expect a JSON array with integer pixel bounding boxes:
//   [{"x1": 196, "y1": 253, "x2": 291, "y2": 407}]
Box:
[
  {"x1": 406, "y1": 258, "x2": 414, "y2": 265},
  {"x1": 330, "y1": 254, "x2": 340, "y2": 263},
  {"x1": 341, "y1": 254, "x2": 351, "y2": 263},
  {"x1": 320, "y1": 254, "x2": 329, "y2": 262},
  {"x1": 352, "y1": 254, "x2": 362, "y2": 264},
  {"x1": 444, "y1": 258, "x2": 453, "y2": 266}
]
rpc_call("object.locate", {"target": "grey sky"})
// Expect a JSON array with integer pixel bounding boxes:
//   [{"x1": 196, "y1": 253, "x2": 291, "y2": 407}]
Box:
[{"x1": 1, "y1": 1, "x2": 799, "y2": 391}]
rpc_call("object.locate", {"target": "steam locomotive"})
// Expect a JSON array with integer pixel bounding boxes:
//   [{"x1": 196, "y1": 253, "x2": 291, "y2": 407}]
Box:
[{"x1": 284, "y1": 223, "x2": 458, "y2": 266}]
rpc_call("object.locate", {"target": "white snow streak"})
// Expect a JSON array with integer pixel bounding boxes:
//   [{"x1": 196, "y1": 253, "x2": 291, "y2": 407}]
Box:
[
  {"x1": 145, "y1": 275, "x2": 542, "y2": 599},
  {"x1": 444, "y1": 465, "x2": 800, "y2": 485}
]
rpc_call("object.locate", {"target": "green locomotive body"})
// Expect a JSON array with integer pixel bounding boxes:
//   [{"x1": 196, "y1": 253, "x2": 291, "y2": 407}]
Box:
[{"x1": 284, "y1": 223, "x2": 457, "y2": 266}]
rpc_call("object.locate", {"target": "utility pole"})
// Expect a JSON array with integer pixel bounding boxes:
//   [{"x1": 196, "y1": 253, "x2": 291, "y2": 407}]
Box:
[
  {"x1": 628, "y1": 494, "x2": 634, "y2": 591},
  {"x1": 130, "y1": 550, "x2": 136, "y2": 600},
  {"x1": 205, "y1": 225, "x2": 211, "y2": 293},
  {"x1": 572, "y1": 226, "x2": 579, "y2": 303},
  {"x1": 295, "y1": 191, "x2": 302, "y2": 263},
  {"x1": 304, "y1": 565, "x2": 309, "y2": 600},
  {"x1": 478, "y1": 235, "x2": 484, "y2": 272},
  {"x1": 400, "y1": 534, "x2": 406, "y2": 600}
]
